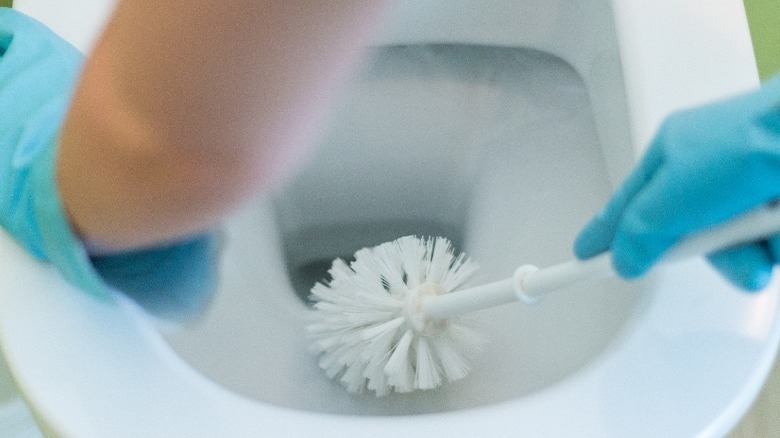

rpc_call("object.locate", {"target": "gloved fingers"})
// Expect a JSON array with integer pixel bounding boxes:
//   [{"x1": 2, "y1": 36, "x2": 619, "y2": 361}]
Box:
[
  {"x1": 606, "y1": 104, "x2": 780, "y2": 279},
  {"x1": 707, "y1": 242, "x2": 775, "y2": 291},
  {"x1": 578, "y1": 77, "x2": 780, "y2": 279},
  {"x1": 610, "y1": 194, "x2": 676, "y2": 280},
  {"x1": 0, "y1": 9, "x2": 82, "y2": 122},
  {"x1": 609, "y1": 157, "x2": 752, "y2": 280},
  {"x1": 610, "y1": 165, "x2": 780, "y2": 280},
  {"x1": 609, "y1": 160, "x2": 702, "y2": 279},
  {"x1": 573, "y1": 215, "x2": 617, "y2": 260},
  {"x1": 574, "y1": 143, "x2": 663, "y2": 260}
]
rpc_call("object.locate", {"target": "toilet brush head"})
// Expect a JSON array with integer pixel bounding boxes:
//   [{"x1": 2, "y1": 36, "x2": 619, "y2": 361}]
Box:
[{"x1": 307, "y1": 236, "x2": 485, "y2": 396}]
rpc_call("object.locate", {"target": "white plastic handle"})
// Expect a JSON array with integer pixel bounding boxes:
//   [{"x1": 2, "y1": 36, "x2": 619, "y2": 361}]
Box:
[{"x1": 421, "y1": 203, "x2": 780, "y2": 319}]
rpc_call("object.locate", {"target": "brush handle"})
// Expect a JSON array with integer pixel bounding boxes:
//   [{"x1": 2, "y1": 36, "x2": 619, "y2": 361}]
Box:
[{"x1": 422, "y1": 203, "x2": 780, "y2": 319}]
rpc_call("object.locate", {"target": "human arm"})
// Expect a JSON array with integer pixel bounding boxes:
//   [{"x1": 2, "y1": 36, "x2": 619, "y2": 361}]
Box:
[
  {"x1": 574, "y1": 75, "x2": 780, "y2": 290},
  {"x1": 58, "y1": 0, "x2": 390, "y2": 252}
]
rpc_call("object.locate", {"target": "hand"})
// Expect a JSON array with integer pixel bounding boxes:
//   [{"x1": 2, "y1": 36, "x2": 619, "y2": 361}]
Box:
[
  {"x1": 574, "y1": 75, "x2": 780, "y2": 290},
  {"x1": 0, "y1": 8, "x2": 216, "y2": 320},
  {"x1": 0, "y1": 8, "x2": 83, "y2": 260}
]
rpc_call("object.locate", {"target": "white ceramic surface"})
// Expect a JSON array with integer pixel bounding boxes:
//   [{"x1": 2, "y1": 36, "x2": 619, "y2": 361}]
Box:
[{"x1": 0, "y1": 0, "x2": 776, "y2": 437}]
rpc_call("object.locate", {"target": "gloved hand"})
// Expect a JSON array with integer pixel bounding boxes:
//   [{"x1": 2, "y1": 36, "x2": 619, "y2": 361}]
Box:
[
  {"x1": 0, "y1": 8, "x2": 218, "y2": 320},
  {"x1": 574, "y1": 74, "x2": 780, "y2": 291},
  {"x1": 0, "y1": 7, "x2": 107, "y2": 301}
]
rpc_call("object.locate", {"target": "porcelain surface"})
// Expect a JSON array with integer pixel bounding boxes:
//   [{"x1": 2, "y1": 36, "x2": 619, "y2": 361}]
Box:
[{"x1": 0, "y1": 1, "x2": 775, "y2": 437}]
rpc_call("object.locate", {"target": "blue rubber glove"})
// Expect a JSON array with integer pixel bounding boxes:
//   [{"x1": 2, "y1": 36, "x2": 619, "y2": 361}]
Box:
[
  {"x1": 574, "y1": 75, "x2": 780, "y2": 291},
  {"x1": 0, "y1": 8, "x2": 218, "y2": 320}
]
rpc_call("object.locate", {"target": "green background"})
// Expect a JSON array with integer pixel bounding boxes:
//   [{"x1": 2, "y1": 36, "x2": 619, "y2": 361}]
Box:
[
  {"x1": 745, "y1": 0, "x2": 780, "y2": 80},
  {"x1": 0, "y1": 0, "x2": 776, "y2": 77}
]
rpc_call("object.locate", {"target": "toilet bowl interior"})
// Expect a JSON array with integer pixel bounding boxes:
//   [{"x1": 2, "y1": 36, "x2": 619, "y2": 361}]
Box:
[
  {"x1": 0, "y1": 2, "x2": 772, "y2": 436},
  {"x1": 161, "y1": 43, "x2": 645, "y2": 415}
]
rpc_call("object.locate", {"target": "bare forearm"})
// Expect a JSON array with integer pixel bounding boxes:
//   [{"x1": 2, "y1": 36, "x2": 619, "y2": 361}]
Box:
[{"x1": 58, "y1": 0, "x2": 388, "y2": 251}]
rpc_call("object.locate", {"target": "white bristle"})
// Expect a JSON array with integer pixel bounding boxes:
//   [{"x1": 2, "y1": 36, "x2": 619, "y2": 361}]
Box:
[
  {"x1": 430, "y1": 332, "x2": 472, "y2": 382},
  {"x1": 306, "y1": 235, "x2": 484, "y2": 396},
  {"x1": 414, "y1": 337, "x2": 442, "y2": 390}
]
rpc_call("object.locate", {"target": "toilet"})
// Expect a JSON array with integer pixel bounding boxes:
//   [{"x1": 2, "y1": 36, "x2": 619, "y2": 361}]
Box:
[{"x1": 1, "y1": 0, "x2": 778, "y2": 436}]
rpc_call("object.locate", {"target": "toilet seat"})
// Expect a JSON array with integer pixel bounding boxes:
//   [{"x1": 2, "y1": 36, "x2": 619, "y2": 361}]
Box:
[{"x1": 2, "y1": 0, "x2": 776, "y2": 436}]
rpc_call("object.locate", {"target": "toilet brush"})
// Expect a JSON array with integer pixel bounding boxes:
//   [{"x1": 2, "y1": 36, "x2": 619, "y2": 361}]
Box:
[{"x1": 307, "y1": 203, "x2": 780, "y2": 396}]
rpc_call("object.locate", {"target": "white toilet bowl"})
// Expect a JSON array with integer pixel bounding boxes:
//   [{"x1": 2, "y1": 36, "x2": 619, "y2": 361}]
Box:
[{"x1": 1, "y1": 0, "x2": 778, "y2": 436}]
